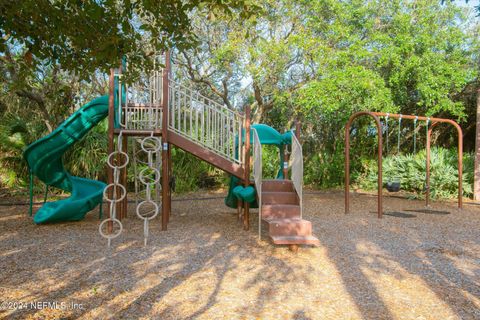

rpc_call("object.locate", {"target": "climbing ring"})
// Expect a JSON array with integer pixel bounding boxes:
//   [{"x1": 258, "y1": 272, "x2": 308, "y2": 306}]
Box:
[
  {"x1": 136, "y1": 200, "x2": 159, "y2": 220},
  {"x1": 139, "y1": 167, "x2": 161, "y2": 185},
  {"x1": 107, "y1": 151, "x2": 129, "y2": 169},
  {"x1": 140, "y1": 136, "x2": 161, "y2": 153},
  {"x1": 98, "y1": 218, "x2": 123, "y2": 240},
  {"x1": 103, "y1": 183, "x2": 127, "y2": 203}
]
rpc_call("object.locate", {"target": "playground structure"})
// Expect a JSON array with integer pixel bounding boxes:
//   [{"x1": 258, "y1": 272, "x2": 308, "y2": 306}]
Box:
[
  {"x1": 22, "y1": 56, "x2": 465, "y2": 247},
  {"x1": 345, "y1": 111, "x2": 463, "y2": 218},
  {"x1": 100, "y1": 54, "x2": 318, "y2": 246},
  {"x1": 24, "y1": 52, "x2": 319, "y2": 248}
]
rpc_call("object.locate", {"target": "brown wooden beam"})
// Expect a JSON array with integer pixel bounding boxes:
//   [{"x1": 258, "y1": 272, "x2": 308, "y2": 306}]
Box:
[
  {"x1": 161, "y1": 51, "x2": 171, "y2": 231},
  {"x1": 475, "y1": 88, "x2": 480, "y2": 200},
  {"x1": 167, "y1": 142, "x2": 172, "y2": 223},
  {"x1": 168, "y1": 131, "x2": 245, "y2": 178},
  {"x1": 106, "y1": 69, "x2": 115, "y2": 230}
]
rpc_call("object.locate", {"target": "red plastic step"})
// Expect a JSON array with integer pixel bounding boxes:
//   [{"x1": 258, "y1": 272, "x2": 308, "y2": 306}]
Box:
[
  {"x1": 264, "y1": 218, "x2": 312, "y2": 237},
  {"x1": 262, "y1": 180, "x2": 295, "y2": 192},
  {"x1": 261, "y1": 204, "x2": 301, "y2": 220},
  {"x1": 270, "y1": 235, "x2": 320, "y2": 246},
  {"x1": 262, "y1": 191, "x2": 298, "y2": 205}
]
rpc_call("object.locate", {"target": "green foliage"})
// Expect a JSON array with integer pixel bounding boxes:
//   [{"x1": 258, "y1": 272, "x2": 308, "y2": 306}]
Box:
[
  {"x1": 171, "y1": 148, "x2": 226, "y2": 193},
  {"x1": 304, "y1": 149, "x2": 345, "y2": 189},
  {"x1": 261, "y1": 145, "x2": 281, "y2": 179},
  {"x1": 373, "y1": 0, "x2": 473, "y2": 118},
  {"x1": 357, "y1": 147, "x2": 474, "y2": 199},
  {"x1": 0, "y1": 0, "x2": 478, "y2": 203},
  {"x1": 64, "y1": 120, "x2": 108, "y2": 181},
  {"x1": 0, "y1": 49, "x2": 109, "y2": 192},
  {"x1": 0, "y1": 0, "x2": 260, "y2": 79},
  {"x1": 177, "y1": 0, "x2": 478, "y2": 171},
  {"x1": 0, "y1": 104, "x2": 44, "y2": 189},
  {"x1": 297, "y1": 66, "x2": 394, "y2": 118}
]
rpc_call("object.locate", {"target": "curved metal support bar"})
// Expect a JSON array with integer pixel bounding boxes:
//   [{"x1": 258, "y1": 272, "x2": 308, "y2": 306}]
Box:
[
  {"x1": 345, "y1": 111, "x2": 463, "y2": 218},
  {"x1": 345, "y1": 112, "x2": 383, "y2": 218},
  {"x1": 426, "y1": 121, "x2": 463, "y2": 209}
]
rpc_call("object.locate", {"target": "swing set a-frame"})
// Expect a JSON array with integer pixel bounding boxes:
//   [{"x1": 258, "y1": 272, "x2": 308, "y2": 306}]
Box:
[{"x1": 345, "y1": 112, "x2": 463, "y2": 218}]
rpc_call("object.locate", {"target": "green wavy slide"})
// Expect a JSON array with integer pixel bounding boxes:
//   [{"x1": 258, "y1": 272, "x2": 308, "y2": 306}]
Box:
[{"x1": 23, "y1": 96, "x2": 109, "y2": 224}]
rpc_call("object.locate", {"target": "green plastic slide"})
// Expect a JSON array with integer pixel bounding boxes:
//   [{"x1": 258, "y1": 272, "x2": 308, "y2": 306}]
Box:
[
  {"x1": 224, "y1": 124, "x2": 293, "y2": 209},
  {"x1": 23, "y1": 96, "x2": 109, "y2": 224}
]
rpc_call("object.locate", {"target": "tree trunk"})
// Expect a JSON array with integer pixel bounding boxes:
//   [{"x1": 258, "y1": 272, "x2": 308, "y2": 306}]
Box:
[
  {"x1": 474, "y1": 87, "x2": 480, "y2": 200},
  {"x1": 16, "y1": 90, "x2": 53, "y2": 133}
]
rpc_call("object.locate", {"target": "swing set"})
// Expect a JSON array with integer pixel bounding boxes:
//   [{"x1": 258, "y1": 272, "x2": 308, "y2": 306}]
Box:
[{"x1": 344, "y1": 112, "x2": 463, "y2": 218}]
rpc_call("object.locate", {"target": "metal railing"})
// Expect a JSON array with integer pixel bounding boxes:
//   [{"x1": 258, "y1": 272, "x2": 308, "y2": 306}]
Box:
[
  {"x1": 290, "y1": 132, "x2": 303, "y2": 218},
  {"x1": 252, "y1": 128, "x2": 262, "y2": 239},
  {"x1": 119, "y1": 70, "x2": 163, "y2": 130},
  {"x1": 118, "y1": 68, "x2": 246, "y2": 165},
  {"x1": 168, "y1": 78, "x2": 245, "y2": 164},
  {"x1": 124, "y1": 106, "x2": 162, "y2": 131}
]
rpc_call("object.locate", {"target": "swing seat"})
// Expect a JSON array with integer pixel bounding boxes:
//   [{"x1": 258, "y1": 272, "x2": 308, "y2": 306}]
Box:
[{"x1": 385, "y1": 181, "x2": 401, "y2": 192}]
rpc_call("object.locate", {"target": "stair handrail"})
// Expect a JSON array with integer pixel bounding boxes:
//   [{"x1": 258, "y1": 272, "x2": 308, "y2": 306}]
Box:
[
  {"x1": 167, "y1": 75, "x2": 245, "y2": 165},
  {"x1": 290, "y1": 131, "x2": 303, "y2": 219},
  {"x1": 253, "y1": 128, "x2": 262, "y2": 239}
]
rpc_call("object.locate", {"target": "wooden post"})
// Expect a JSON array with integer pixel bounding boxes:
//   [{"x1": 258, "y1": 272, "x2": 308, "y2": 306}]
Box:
[
  {"x1": 118, "y1": 60, "x2": 127, "y2": 220},
  {"x1": 457, "y1": 124, "x2": 464, "y2": 210},
  {"x1": 243, "y1": 105, "x2": 251, "y2": 230},
  {"x1": 161, "y1": 51, "x2": 171, "y2": 231},
  {"x1": 167, "y1": 143, "x2": 172, "y2": 223},
  {"x1": 474, "y1": 88, "x2": 480, "y2": 200},
  {"x1": 107, "y1": 69, "x2": 115, "y2": 230},
  {"x1": 426, "y1": 125, "x2": 432, "y2": 208},
  {"x1": 282, "y1": 146, "x2": 288, "y2": 180}
]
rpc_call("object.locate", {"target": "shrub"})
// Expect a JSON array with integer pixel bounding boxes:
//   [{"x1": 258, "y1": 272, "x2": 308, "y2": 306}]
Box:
[
  {"x1": 356, "y1": 147, "x2": 473, "y2": 199},
  {"x1": 304, "y1": 149, "x2": 345, "y2": 189}
]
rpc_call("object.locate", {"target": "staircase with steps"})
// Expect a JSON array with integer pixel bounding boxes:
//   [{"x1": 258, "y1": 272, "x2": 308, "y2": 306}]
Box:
[
  {"x1": 118, "y1": 65, "x2": 319, "y2": 247},
  {"x1": 261, "y1": 180, "x2": 319, "y2": 246}
]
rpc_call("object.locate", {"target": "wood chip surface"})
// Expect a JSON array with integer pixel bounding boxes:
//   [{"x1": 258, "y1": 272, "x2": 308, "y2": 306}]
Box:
[{"x1": 0, "y1": 191, "x2": 479, "y2": 319}]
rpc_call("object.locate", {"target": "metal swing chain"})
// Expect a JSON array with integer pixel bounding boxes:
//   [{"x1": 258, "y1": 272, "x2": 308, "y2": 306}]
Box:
[
  {"x1": 425, "y1": 118, "x2": 430, "y2": 191},
  {"x1": 385, "y1": 113, "x2": 389, "y2": 154},
  {"x1": 426, "y1": 117, "x2": 430, "y2": 140},
  {"x1": 413, "y1": 116, "x2": 418, "y2": 154},
  {"x1": 397, "y1": 115, "x2": 402, "y2": 154}
]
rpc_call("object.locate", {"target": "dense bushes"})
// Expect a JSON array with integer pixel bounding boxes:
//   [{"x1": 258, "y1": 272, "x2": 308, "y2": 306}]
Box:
[
  {"x1": 304, "y1": 150, "x2": 345, "y2": 189},
  {"x1": 356, "y1": 147, "x2": 473, "y2": 199}
]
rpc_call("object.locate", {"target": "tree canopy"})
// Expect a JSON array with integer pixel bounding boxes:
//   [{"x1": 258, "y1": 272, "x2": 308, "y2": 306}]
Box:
[
  {"x1": 0, "y1": 0, "x2": 259, "y2": 77},
  {"x1": 176, "y1": 0, "x2": 477, "y2": 143}
]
